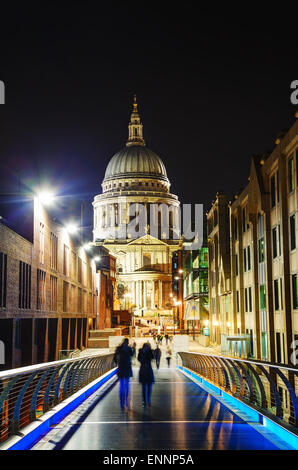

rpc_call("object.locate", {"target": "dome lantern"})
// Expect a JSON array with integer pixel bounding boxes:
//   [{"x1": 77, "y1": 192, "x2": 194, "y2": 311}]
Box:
[{"x1": 126, "y1": 94, "x2": 145, "y2": 147}]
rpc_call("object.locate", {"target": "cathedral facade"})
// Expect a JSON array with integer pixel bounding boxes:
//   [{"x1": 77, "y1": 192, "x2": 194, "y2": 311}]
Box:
[{"x1": 93, "y1": 97, "x2": 182, "y2": 317}]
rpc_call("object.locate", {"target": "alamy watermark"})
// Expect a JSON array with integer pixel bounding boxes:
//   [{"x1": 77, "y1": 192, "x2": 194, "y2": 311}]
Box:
[
  {"x1": 96, "y1": 201, "x2": 203, "y2": 250},
  {"x1": 290, "y1": 80, "x2": 298, "y2": 105},
  {"x1": 0, "y1": 80, "x2": 4, "y2": 104}
]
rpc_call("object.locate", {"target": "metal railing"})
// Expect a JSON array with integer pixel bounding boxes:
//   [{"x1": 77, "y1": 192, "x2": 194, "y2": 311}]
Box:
[
  {"x1": 178, "y1": 352, "x2": 298, "y2": 428},
  {"x1": 0, "y1": 353, "x2": 115, "y2": 443}
]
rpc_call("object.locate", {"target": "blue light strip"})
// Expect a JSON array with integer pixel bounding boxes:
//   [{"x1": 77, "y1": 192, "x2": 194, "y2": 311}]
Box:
[
  {"x1": 7, "y1": 368, "x2": 118, "y2": 451},
  {"x1": 177, "y1": 365, "x2": 298, "y2": 450}
]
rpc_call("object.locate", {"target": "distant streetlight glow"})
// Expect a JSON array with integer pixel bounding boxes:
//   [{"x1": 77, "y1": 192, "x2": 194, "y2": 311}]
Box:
[
  {"x1": 83, "y1": 243, "x2": 91, "y2": 251},
  {"x1": 37, "y1": 190, "x2": 55, "y2": 206},
  {"x1": 93, "y1": 256, "x2": 101, "y2": 262},
  {"x1": 65, "y1": 223, "x2": 79, "y2": 234}
]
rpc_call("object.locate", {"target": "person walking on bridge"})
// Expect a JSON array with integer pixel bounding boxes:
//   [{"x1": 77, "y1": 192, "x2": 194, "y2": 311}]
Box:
[
  {"x1": 166, "y1": 345, "x2": 172, "y2": 368},
  {"x1": 138, "y1": 342, "x2": 155, "y2": 407},
  {"x1": 113, "y1": 338, "x2": 133, "y2": 409},
  {"x1": 154, "y1": 345, "x2": 161, "y2": 369}
]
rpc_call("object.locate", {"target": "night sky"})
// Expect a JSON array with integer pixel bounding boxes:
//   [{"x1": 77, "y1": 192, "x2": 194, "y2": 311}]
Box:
[{"x1": 0, "y1": 3, "x2": 297, "y2": 237}]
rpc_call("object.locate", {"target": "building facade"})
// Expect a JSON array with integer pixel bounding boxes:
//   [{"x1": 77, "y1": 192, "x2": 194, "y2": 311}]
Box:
[
  {"x1": 0, "y1": 197, "x2": 98, "y2": 370},
  {"x1": 207, "y1": 114, "x2": 298, "y2": 364},
  {"x1": 93, "y1": 97, "x2": 182, "y2": 317},
  {"x1": 183, "y1": 246, "x2": 209, "y2": 338}
]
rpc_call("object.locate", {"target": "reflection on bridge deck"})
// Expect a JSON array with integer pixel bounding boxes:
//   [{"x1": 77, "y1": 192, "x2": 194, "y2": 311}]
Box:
[{"x1": 32, "y1": 368, "x2": 280, "y2": 450}]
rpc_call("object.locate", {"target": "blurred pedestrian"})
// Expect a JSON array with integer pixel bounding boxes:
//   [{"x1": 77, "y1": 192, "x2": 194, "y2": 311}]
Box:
[
  {"x1": 138, "y1": 342, "x2": 155, "y2": 407},
  {"x1": 154, "y1": 345, "x2": 161, "y2": 369},
  {"x1": 166, "y1": 345, "x2": 172, "y2": 368},
  {"x1": 113, "y1": 338, "x2": 134, "y2": 409}
]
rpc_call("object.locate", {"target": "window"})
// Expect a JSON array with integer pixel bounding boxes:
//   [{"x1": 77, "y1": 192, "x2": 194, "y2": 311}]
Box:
[
  {"x1": 63, "y1": 281, "x2": 69, "y2": 312},
  {"x1": 271, "y1": 174, "x2": 276, "y2": 208},
  {"x1": 288, "y1": 155, "x2": 294, "y2": 193},
  {"x1": 258, "y1": 237, "x2": 265, "y2": 262},
  {"x1": 235, "y1": 254, "x2": 238, "y2": 276},
  {"x1": 50, "y1": 232, "x2": 58, "y2": 270},
  {"x1": 236, "y1": 291, "x2": 239, "y2": 312},
  {"x1": 71, "y1": 251, "x2": 77, "y2": 281},
  {"x1": 50, "y1": 275, "x2": 57, "y2": 311},
  {"x1": 0, "y1": 252, "x2": 7, "y2": 308},
  {"x1": 292, "y1": 274, "x2": 298, "y2": 310},
  {"x1": 234, "y1": 217, "x2": 238, "y2": 240},
  {"x1": 247, "y1": 245, "x2": 251, "y2": 270},
  {"x1": 272, "y1": 227, "x2": 277, "y2": 258},
  {"x1": 243, "y1": 248, "x2": 247, "y2": 272},
  {"x1": 245, "y1": 288, "x2": 248, "y2": 312},
  {"x1": 276, "y1": 332, "x2": 282, "y2": 363},
  {"x1": 19, "y1": 261, "x2": 31, "y2": 309},
  {"x1": 70, "y1": 284, "x2": 76, "y2": 312},
  {"x1": 63, "y1": 244, "x2": 69, "y2": 276},
  {"x1": 39, "y1": 223, "x2": 45, "y2": 264},
  {"x1": 276, "y1": 170, "x2": 280, "y2": 202},
  {"x1": 242, "y1": 207, "x2": 246, "y2": 232},
  {"x1": 78, "y1": 287, "x2": 82, "y2": 313},
  {"x1": 78, "y1": 257, "x2": 82, "y2": 283},
  {"x1": 37, "y1": 269, "x2": 46, "y2": 310},
  {"x1": 280, "y1": 278, "x2": 283, "y2": 310},
  {"x1": 248, "y1": 287, "x2": 252, "y2": 312},
  {"x1": 274, "y1": 279, "x2": 279, "y2": 311},
  {"x1": 260, "y1": 285, "x2": 266, "y2": 310},
  {"x1": 290, "y1": 214, "x2": 296, "y2": 251},
  {"x1": 278, "y1": 224, "x2": 281, "y2": 256}
]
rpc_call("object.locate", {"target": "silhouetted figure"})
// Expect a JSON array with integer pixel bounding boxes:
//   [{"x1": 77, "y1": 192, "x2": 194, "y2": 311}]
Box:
[
  {"x1": 114, "y1": 338, "x2": 133, "y2": 409},
  {"x1": 138, "y1": 342, "x2": 155, "y2": 407},
  {"x1": 166, "y1": 346, "x2": 172, "y2": 368},
  {"x1": 165, "y1": 334, "x2": 169, "y2": 345},
  {"x1": 154, "y1": 345, "x2": 161, "y2": 369}
]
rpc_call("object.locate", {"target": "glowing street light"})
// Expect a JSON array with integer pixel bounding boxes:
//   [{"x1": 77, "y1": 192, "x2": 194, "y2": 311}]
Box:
[
  {"x1": 65, "y1": 223, "x2": 79, "y2": 235},
  {"x1": 37, "y1": 190, "x2": 55, "y2": 206},
  {"x1": 93, "y1": 256, "x2": 101, "y2": 262}
]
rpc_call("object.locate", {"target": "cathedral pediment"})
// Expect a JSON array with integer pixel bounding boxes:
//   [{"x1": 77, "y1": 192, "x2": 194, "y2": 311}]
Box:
[{"x1": 127, "y1": 234, "x2": 168, "y2": 246}]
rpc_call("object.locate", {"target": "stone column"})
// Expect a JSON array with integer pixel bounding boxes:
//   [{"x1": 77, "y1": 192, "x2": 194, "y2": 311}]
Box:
[
  {"x1": 151, "y1": 281, "x2": 155, "y2": 309},
  {"x1": 139, "y1": 280, "x2": 142, "y2": 309},
  {"x1": 143, "y1": 281, "x2": 147, "y2": 309},
  {"x1": 158, "y1": 281, "x2": 163, "y2": 308}
]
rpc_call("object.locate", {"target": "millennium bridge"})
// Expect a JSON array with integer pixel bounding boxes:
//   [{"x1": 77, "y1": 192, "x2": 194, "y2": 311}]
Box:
[{"x1": 0, "y1": 350, "x2": 298, "y2": 450}]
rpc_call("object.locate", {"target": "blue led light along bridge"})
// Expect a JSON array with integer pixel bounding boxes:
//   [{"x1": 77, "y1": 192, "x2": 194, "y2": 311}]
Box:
[
  {"x1": 0, "y1": 351, "x2": 298, "y2": 450},
  {"x1": 0, "y1": 353, "x2": 115, "y2": 448},
  {"x1": 177, "y1": 352, "x2": 298, "y2": 446}
]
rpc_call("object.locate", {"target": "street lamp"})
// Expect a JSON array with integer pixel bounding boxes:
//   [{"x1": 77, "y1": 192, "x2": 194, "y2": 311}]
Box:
[
  {"x1": 37, "y1": 190, "x2": 55, "y2": 206},
  {"x1": 65, "y1": 223, "x2": 79, "y2": 235}
]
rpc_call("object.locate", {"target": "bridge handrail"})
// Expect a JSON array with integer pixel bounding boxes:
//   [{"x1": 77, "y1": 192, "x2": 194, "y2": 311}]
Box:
[
  {"x1": 178, "y1": 351, "x2": 298, "y2": 429},
  {"x1": 0, "y1": 353, "x2": 116, "y2": 443}
]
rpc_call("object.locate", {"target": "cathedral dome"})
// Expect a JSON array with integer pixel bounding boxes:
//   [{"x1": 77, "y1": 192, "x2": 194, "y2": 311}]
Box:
[{"x1": 103, "y1": 145, "x2": 168, "y2": 182}]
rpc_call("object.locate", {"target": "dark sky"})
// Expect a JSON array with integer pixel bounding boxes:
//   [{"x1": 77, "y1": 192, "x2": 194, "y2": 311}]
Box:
[{"x1": 0, "y1": 3, "x2": 297, "y2": 235}]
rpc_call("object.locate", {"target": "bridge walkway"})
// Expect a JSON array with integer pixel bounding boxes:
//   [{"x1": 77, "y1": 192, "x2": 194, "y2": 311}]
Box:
[{"x1": 32, "y1": 367, "x2": 280, "y2": 450}]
